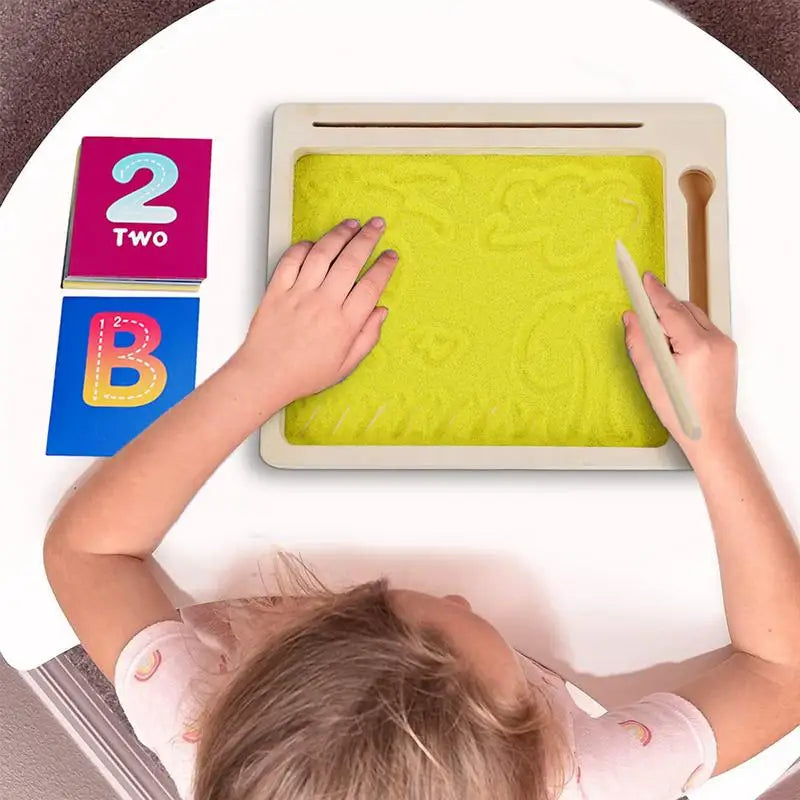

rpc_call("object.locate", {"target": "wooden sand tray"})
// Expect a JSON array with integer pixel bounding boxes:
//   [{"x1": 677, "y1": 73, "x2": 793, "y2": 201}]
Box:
[{"x1": 260, "y1": 103, "x2": 730, "y2": 469}]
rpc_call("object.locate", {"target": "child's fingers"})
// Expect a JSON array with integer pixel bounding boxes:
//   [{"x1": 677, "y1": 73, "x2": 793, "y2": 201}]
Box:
[
  {"x1": 293, "y1": 219, "x2": 361, "y2": 291},
  {"x1": 643, "y1": 273, "x2": 706, "y2": 353},
  {"x1": 624, "y1": 311, "x2": 680, "y2": 431},
  {"x1": 684, "y1": 301, "x2": 716, "y2": 332},
  {"x1": 623, "y1": 310, "x2": 644, "y2": 360},
  {"x1": 323, "y1": 217, "x2": 386, "y2": 300},
  {"x1": 338, "y1": 307, "x2": 388, "y2": 377},
  {"x1": 343, "y1": 250, "x2": 398, "y2": 323},
  {"x1": 623, "y1": 310, "x2": 658, "y2": 380},
  {"x1": 270, "y1": 241, "x2": 314, "y2": 290}
]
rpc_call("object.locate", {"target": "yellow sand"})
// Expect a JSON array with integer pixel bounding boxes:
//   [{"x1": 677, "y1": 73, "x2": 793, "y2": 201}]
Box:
[{"x1": 287, "y1": 154, "x2": 667, "y2": 447}]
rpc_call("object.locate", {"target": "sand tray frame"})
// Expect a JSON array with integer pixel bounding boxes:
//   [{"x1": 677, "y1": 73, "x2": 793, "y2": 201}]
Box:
[{"x1": 260, "y1": 102, "x2": 730, "y2": 470}]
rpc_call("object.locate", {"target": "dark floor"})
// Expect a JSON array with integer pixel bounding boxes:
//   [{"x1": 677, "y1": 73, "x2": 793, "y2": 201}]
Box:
[{"x1": 0, "y1": 0, "x2": 798, "y2": 203}]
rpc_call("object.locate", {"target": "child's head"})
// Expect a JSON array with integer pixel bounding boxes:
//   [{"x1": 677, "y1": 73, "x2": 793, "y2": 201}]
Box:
[{"x1": 194, "y1": 578, "x2": 565, "y2": 800}]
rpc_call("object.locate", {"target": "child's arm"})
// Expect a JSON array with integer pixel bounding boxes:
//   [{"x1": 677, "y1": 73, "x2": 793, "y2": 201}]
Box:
[
  {"x1": 44, "y1": 218, "x2": 396, "y2": 680},
  {"x1": 624, "y1": 275, "x2": 800, "y2": 774}
]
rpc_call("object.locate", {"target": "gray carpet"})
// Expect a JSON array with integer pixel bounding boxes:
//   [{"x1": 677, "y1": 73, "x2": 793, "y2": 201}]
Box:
[{"x1": 0, "y1": 0, "x2": 798, "y2": 202}]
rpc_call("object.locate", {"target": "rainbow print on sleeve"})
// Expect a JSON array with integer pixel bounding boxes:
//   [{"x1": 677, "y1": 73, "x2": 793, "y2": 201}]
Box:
[
  {"x1": 618, "y1": 719, "x2": 652, "y2": 746},
  {"x1": 134, "y1": 650, "x2": 163, "y2": 682}
]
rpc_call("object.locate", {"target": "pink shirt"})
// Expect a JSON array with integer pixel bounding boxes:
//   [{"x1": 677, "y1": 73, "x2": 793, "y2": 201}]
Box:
[{"x1": 115, "y1": 606, "x2": 716, "y2": 799}]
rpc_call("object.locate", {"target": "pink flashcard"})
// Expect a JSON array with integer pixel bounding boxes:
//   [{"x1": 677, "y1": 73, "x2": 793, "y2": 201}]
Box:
[{"x1": 65, "y1": 136, "x2": 212, "y2": 283}]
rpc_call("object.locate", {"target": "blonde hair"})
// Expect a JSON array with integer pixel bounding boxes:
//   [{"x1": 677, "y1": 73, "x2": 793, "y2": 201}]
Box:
[{"x1": 194, "y1": 573, "x2": 565, "y2": 800}]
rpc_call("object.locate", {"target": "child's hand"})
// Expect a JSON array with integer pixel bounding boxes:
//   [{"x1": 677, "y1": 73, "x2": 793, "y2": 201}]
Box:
[
  {"x1": 238, "y1": 218, "x2": 397, "y2": 409},
  {"x1": 623, "y1": 273, "x2": 738, "y2": 454}
]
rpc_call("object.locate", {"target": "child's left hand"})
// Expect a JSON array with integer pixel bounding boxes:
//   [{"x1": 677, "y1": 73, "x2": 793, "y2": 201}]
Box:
[{"x1": 237, "y1": 217, "x2": 397, "y2": 409}]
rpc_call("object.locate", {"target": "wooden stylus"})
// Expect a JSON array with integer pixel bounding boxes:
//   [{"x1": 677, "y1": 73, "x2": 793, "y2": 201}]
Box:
[{"x1": 615, "y1": 240, "x2": 702, "y2": 441}]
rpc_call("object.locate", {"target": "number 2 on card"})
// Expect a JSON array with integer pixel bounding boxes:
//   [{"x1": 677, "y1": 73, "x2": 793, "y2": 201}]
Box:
[{"x1": 106, "y1": 152, "x2": 179, "y2": 224}]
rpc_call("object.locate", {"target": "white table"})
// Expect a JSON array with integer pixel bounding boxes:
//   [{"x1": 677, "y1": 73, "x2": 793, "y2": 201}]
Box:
[{"x1": 1, "y1": 0, "x2": 798, "y2": 795}]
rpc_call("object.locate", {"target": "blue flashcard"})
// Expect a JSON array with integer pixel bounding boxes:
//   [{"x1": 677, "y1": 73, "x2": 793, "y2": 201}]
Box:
[{"x1": 47, "y1": 296, "x2": 199, "y2": 456}]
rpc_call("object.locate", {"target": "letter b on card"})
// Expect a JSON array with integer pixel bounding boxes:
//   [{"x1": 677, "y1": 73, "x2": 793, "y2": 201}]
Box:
[
  {"x1": 82, "y1": 312, "x2": 167, "y2": 408},
  {"x1": 48, "y1": 297, "x2": 199, "y2": 456}
]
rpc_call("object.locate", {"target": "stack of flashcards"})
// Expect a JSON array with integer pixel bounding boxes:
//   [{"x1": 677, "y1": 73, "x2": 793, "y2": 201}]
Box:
[
  {"x1": 49, "y1": 136, "x2": 211, "y2": 457},
  {"x1": 63, "y1": 136, "x2": 212, "y2": 290}
]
